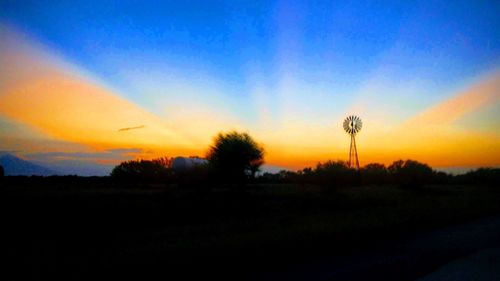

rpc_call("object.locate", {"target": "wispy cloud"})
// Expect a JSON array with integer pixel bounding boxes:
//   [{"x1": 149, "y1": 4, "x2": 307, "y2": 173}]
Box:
[
  {"x1": 0, "y1": 25, "x2": 193, "y2": 153},
  {"x1": 404, "y1": 71, "x2": 500, "y2": 128},
  {"x1": 118, "y1": 125, "x2": 145, "y2": 132},
  {"x1": 25, "y1": 148, "x2": 143, "y2": 162}
]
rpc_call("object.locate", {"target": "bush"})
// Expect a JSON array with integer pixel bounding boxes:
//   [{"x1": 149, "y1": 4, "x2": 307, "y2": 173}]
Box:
[
  {"x1": 314, "y1": 160, "x2": 358, "y2": 188},
  {"x1": 456, "y1": 168, "x2": 500, "y2": 186},
  {"x1": 388, "y1": 159, "x2": 434, "y2": 187},
  {"x1": 360, "y1": 163, "x2": 388, "y2": 185},
  {"x1": 177, "y1": 163, "x2": 211, "y2": 188},
  {"x1": 206, "y1": 131, "x2": 264, "y2": 184},
  {"x1": 111, "y1": 157, "x2": 174, "y2": 183}
]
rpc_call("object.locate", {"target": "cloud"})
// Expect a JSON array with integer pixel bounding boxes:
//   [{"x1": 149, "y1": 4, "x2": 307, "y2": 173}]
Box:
[
  {"x1": 0, "y1": 150, "x2": 19, "y2": 156},
  {"x1": 25, "y1": 148, "x2": 143, "y2": 162},
  {"x1": 107, "y1": 148, "x2": 143, "y2": 154},
  {"x1": 42, "y1": 159, "x2": 115, "y2": 176},
  {"x1": 22, "y1": 148, "x2": 145, "y2": 176},
  {"x1": 360, "y1": 72, "x2": 500, "y2": 168},
  {"x1": 1, "y1": 23, "x2": 498, "y2": 172},
  {"x1": 404, "y1": 71, "x2": 500, "y2": 128},
  {"x1": 0, "y1": 25, "x2": 194, "y2": 153},
  {"x1": 118, "y1": 125, "x2": 145, "y2": 132}
]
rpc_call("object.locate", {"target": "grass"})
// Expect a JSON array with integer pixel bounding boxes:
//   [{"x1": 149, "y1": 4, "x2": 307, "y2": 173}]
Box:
[{"x1": 3, "y1": 182, "x2": 500, "y2": 279}]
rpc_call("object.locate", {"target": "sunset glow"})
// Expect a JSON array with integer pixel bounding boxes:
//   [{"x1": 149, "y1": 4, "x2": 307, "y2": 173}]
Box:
[{"x1": 1, "y1": 1, "x2": 499, "y2": 175}]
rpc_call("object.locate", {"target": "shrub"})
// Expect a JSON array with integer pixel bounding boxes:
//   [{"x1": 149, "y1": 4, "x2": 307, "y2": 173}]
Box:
[
  {"x1": 177, "y1": 163, "x2": 211, "y2": 188},
  {"x1": 314, "y1": 160, "x2": 358, "y2": 187},
  {"x1": 360, "y1": 163, "x2": 389, "y2": 185},
  {"x1": 456, "y1": 168, "x2": 500, "y2": 186},
  {"x1": 388, "y1": 159, "x2": 434, "y2": 187},
  {"x1": 206, "y1": 131, "x2": 264, "y2": 184},
  {"x1": 111, "y1": 157, "x2": 174, "y2": 183}
]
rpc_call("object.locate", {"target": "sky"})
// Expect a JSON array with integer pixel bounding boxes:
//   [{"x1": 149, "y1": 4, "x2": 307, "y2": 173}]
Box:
[{"x1": 1, "y1": 0, "x2": 499, "y2": 175}]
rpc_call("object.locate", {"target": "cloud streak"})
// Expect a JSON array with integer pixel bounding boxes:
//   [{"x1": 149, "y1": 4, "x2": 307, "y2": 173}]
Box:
[
  {"x1": 25, "y1": 148, "x2": 142, "y2": 162},
  {"x1": 118, "y1": 125, "x2": 145, "y2": 132},
  {"x1": 404, "y1": 71, "x2": 500, "y2": 128},
  {"x1": 0, "y1": 25, "x2": 195, "y2": 154},
  {"x1": 1, "y1": 23, "x2": 499, "y2": 171}
]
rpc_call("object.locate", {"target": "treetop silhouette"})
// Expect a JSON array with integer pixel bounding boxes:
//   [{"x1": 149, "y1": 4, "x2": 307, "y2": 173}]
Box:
[{"x1": 206, "y1": 131, "x2": 264, "y2": 183}]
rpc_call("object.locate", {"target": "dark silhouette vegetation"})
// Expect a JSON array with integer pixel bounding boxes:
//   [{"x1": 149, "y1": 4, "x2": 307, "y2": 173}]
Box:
[
  {"x1": 258, "y1": 160, "x2": 499, "y2": 188},
  {"x1": 454, "y1": 167, "x2": 500, "y2": 186},
  {"x1": 95, "y1": 131, "x2": 500, "y2": 188},
  {"x1": 108, "y1": 156, "x2": 498, "y2": 188},
  {"x1": 207, "y1": 131, "x2": 264, "y2": 183},
  {"x1": 111, "y1": 157, "x2": 174, "y2": 183},
  {"x1": 110, "y1": 131, "x2": 264, "y2": 187},
  {"x1": 175, "y1": 162, "x2": 211, "y2": 188},
  {"x1": 4, "y1": 157, "x2": 497, "y2": 188},
  {"x1": 4, "y1": 131, "x2": 500, "y2": 280},
  {"x1": 105, "y1": 130, "x2": 500, "y2": 188}
]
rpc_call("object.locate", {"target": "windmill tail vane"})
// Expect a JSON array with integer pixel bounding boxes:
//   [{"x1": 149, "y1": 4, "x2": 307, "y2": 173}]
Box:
[{"x1": 343, "y1": 115, "x2": 362, "y2": 169}]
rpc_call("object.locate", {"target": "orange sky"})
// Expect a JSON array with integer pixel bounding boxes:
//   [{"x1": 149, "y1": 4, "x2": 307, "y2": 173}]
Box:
[{"x1": 1, "y1": 25, "x2": 499, "y2": 172}]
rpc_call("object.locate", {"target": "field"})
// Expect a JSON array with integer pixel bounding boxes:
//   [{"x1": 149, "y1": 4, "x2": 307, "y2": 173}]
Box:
[{"x1": 4, "y1": 182, "x2": 500, "y2": 280}]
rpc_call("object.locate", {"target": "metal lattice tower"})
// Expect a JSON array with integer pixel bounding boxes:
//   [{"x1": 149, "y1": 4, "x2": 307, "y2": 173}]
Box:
[{"x1": 343, "y1": 115, "x2": 362, "y2": 169}]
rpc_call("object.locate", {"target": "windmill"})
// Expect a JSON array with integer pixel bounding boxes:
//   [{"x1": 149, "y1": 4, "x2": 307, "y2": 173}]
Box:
[{"x1": 343, "y1": 115, "x2": 362, "y2": 169}]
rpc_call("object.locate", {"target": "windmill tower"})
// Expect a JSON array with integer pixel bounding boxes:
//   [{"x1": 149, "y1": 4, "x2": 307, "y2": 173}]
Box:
[{"x1": 343, "y1": 115, "x2": 362, "y2": 169}]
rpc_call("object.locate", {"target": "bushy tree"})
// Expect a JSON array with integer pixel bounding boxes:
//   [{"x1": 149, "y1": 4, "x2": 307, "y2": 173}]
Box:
[
  {"x1": 433, "y1": 171, "x2": 452, "y2": 184},
  {"x1": 388, "y1": 159, "x2": 433, "y2": 187},
  {"x1": 314, "y1": 160, "x2": 358, "y2": 187},
  {"x1": 111, "y1": 157, "x2": 173, "y2": 183},
  {"x1": 206, "y1": 131, "x2": 264, "y2": 183},
  {"x1": 360, "y1": 163, "x2": 388, "y2": 184},
  {"x1": 176, "y1": 163, "x2": 211, "y2": 188},
  {"x1": 456, "y1": 168, "x2": 500, "y2": 186}
]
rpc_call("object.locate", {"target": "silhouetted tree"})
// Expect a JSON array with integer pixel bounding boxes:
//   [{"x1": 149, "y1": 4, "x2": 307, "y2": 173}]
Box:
[
  {"x1": 299, "y1": 167, "x2": 314, "y2": 184},
  {"x1": 360, "y1": 163, "x2": 388, "y2": 184},
  {"x1": 257, "y1": 172, "x2": 283, "y2": 183},
  {"x1": 433, "y1": 171, "x2": 453, "y2": 184},
  {"x1": 177, "y1": 163, "x2": 211, "y2": 188},
  {"x1": 111, "y1": 157, "x2": 174, "y2": 183},
  {"x1": 206, "y1": 131, "x2": 264, "y2": 183},
  {"x1": 255, "y1": 159, "x2": 500, "y2": 187},
  {"x1": 0, "y1": 164, "x2": 4, "y2": 177},
  {"x1": 388, "y1": 159, "x2": 433, "y2": 187},
  {"x1": 456, "y1": 168, "x2": 500, "y2": 186},
  {"x1": 314, "y1": 160, "x2": 358, "y2": 187},
  {"x1": 278, "y1": 170, "x2": 301, "y2": 183}
]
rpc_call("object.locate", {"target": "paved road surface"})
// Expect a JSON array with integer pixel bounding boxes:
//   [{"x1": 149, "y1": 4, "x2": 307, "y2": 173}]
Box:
[
  {"x1": 253, "y1": 216, "x2": 500, "y2": 280},
  {"x1": 418, "y1": 247, "x2": 500, "y2": 281}
]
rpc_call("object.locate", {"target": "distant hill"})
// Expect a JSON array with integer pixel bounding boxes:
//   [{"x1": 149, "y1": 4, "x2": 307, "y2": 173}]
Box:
[{"x1": 0, "y1": 153, "x2": 58, "y2": 176}]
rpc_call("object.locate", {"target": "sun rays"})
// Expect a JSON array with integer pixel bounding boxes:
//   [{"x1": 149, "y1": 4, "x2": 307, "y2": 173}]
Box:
[{"x1": 0, "y1": 22, "x2": 499, "y2": 172}]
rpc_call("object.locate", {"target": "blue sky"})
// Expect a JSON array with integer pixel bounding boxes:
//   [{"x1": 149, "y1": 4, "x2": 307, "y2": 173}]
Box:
[{"x1": 3, "y1": 1, "x2": 498, "y2": 101}]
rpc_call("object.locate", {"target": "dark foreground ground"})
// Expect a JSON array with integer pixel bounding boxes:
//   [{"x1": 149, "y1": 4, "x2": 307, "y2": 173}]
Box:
[{"x1": 3, "y1": 182, "x2": 500, "y2": 280}]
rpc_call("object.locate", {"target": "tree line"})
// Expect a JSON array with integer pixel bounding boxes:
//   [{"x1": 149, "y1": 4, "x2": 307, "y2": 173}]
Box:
[
  {"x1": 258, "y1": 160, "x2": 500, "y2": 187},
  {"x1": 109, "y1": 131, "x2": 499, "y2": 188},
  {"x1": 111, "y1": 131, "x2": 264, "y2": 186},
  {"x1": 1, "y1": 131, "x2": 498, "y2": 187}
]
